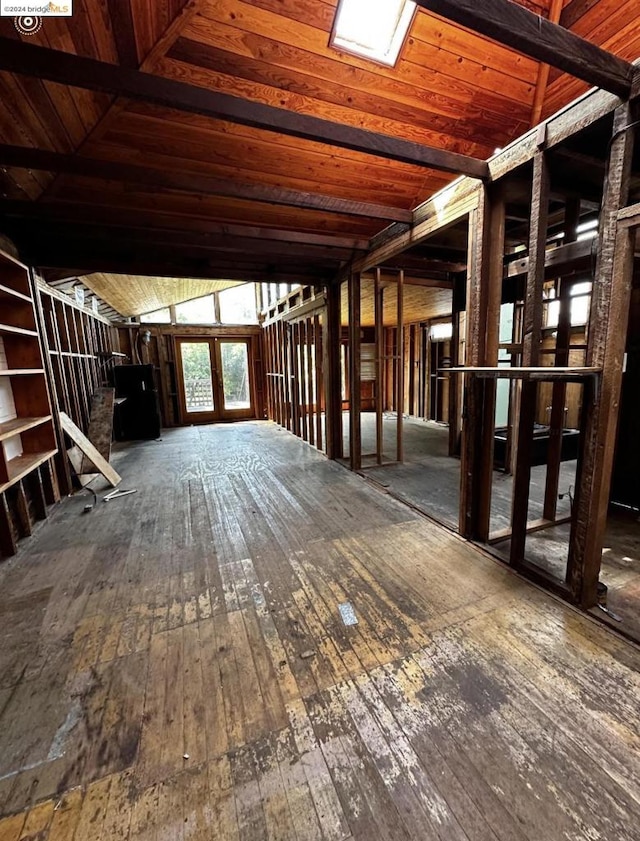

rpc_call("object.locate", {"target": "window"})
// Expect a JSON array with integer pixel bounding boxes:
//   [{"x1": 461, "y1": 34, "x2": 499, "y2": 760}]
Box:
[
  {"x1": 544, "y1": 281, "x2": 592, "y2": 328},
  {"x1": 430, "y1": 322, "x2": 453, "y2": 342},
  {"x1": 175, "y1": 295, "x2": 216, "y2": 324},
  {"x1": 219, "y1": 284, "x2": 258, "y2": 324},
  {"x1": 140, "y1": 307, "x2": 171, "y2": 324},
  {"x1": 331, "y1": 0, "x2": 416, "y2": 66}
]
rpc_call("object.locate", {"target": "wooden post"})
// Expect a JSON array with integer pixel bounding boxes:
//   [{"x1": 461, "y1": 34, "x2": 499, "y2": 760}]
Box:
[
  {"x1": 348, "y1": 271, "x2": 362, "y2": 471},
  {"x1": 459, "y1": 185, "x2": 505, "y2": 539},
  {"x1": 543, "y1": 198, "x2": 580, "y2": 520},
  {"x1": 324, "y1": 282, "x2": 343, "y2": 460},
  {"x1": 290, "y1": 321, "x2": 301, "y2": 437},
  {"x1": 449, "y1": 271, "x2": 466, "y2": 456},
  {"x1": 375, "y1": 268, "x2": 384, "y2": 464},
  {"x1": 510, "y1": 151, "x2": 549, "y2": 565},
  {"x1": 314, "y1": 313, "x2": 323, "y2": 452},
  {"x1": 305, "y1": 318, "x2": 314, "y2": 447},
  {"x1": 568, "y1": 103, "x2": 637, "y2": 606},
  {"x1": 397, "y1": 269, "x2": 405, "y2": 464}
]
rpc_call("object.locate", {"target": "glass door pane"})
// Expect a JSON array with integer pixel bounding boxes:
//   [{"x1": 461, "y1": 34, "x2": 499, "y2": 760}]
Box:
[
  {"x1": 180, "y1": 342, "x2": 215, "y2": 413},
  {"x1": 220, "y1": 341, "x2": 250, "y2": 410}
]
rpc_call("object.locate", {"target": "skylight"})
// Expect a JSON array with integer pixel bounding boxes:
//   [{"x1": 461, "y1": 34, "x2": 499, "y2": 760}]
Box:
[{"x1": 331, "y1": 0, "x2": 416, "y2": 67}]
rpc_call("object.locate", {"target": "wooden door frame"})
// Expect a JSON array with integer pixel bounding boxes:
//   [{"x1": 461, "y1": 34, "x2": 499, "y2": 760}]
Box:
[
  {"x1": 215, "y1": 337, "x2": 256, "y2": 421},
  {"x1": 175, "y1": 335, "x2": 259, "y2": 425},
  {"x1": 175, "y1": 337, "x2": 219, "y2": 425}
]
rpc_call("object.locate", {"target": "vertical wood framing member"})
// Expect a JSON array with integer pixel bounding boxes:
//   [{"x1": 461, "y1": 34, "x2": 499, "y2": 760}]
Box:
[
  {"x1": 348, "y1": 271, "x2": 362, "y2": 471},
  {"x1": 374, "y1": 268, "x2": 384, "y2": 464},
  {"x1": 290, "y1": 321, "x2": 301, "y2": 438},
  {"x1": 448, "y1": 272, "x2": 466, "y2": 456},
  {"x1": 459, "y1": 186, "x2": 505, "y2": 540},
  {"x1": 324, "y1": 282, "x2": 343, "y2": 460},
  {"x1": 34, "y1": 283, "x2": 72, "y2": 496},
  {"x1": 568, "y1": 103, "x2": 637, "y2": 606},
  {"x1": 314, "y1": 314, "x2": 323, "y2": 452},
  {"x1": 543, "y1": 198, "x2": 581, "y2": 520},
  {"x1": 305, "y1": 318, "x2": 315, "y2": 448},
  {"x1": 396, "y1": 270, "x2": 405, "y2": 464},
  {"x1": 510, "y1": 151, "x2": 550, "y2": 565}
]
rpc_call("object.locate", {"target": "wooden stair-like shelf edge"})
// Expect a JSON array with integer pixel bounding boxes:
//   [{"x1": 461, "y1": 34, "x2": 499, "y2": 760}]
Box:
[
  {"x1": 0, "y1": 282, "x2": 31, "y2": 303},
  {"x1": 0, "y1": 416, "x2": 52, "y2": 442},
  {"x1": 0, "y1": 368, "x2": 46, "y2": 376},
  {"x1": 0, "y1": 449, "x2": 57, "y2": 494},
  {"x1": 0, "y1": 323, "x2": 38, "y2": 337}
]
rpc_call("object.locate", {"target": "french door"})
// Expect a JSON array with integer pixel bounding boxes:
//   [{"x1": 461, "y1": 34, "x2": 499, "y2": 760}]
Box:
[{"x1": 176, "y1": 337, "x2": 254, "y2": 423}]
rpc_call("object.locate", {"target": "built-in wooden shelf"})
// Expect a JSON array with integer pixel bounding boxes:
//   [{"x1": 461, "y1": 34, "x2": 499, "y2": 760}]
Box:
[
  {"x1": 0, "y1": 323, "x2": 39, "y2": 338},
  {"x1": 0, "y1": 248, "x2": 58, "y2": 558},
  {"x1": 0, "y1": 449, "x2": 57, "y2": 494},
  {"x1": 0, "y1": 369, "x2": 46, "y2": 376},
  {"x1": 0, "y1": 283, "x2": 32, "y2": 303},
  {"x1": 0, "y1": 416, "x2": 52, "y2": 442}
]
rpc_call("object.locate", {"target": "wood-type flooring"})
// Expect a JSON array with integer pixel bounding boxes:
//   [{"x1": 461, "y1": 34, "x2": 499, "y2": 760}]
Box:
[{"x1": 0, "y1": 421, "x2": 639, "y2": 840}]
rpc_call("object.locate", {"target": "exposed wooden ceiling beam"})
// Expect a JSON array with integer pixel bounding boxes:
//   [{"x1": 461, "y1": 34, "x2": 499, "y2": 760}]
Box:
[
  {"x1": 530, "y1": 0, "x2": 564, "y2": 127},
  {"x1": 415, "y1": 0, "x2": 634, "y2": 97},
  {"x1": 5, "y1": 223, "x2": 357, "y2": 265},
  {"x1": 35, "y1": 257, "x2": 328, "y2": 284},
  {"x1": 0, "y1": 38, "x2": 489, "y2": 180},
  {"x1": 0, "y1": 199, "x2": 370, "y2": 251},
  {"x1": 0, "y1": 144, "x2": 411, "y2": 223}
]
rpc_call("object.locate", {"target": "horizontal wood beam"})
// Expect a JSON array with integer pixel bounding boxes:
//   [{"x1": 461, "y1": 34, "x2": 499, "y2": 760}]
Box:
[
  {"x1": 0, "y1": 38, "x2": 489, "y2": 180},
  {"x1": 33, "y1": 253, "x2": 330, "y2": 284},
  {"x1": 0, "y1": 199, "x2": 370, "y2": 251},
  {"x1": 0, "y1": 144, "x2": 411, "y2": 223},
  {"x1": 415, "y1": 0, "x2": 634, "y2": 97},
  {"x1": 20, "y1": 237, "x2": 336, "y2": 274},
  {"x1": 504, "y1": 237, "x2": 594, "y2": 279},
  {"x1": 4, "y1": 221, "x2": 360, "y2": 264}
]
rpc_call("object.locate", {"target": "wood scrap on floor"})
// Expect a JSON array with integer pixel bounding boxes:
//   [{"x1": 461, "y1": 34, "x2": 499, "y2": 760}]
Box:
[
  {"x1": 59, "y1": 412, "x2": 121, "y2": 488},
  {"x1": 80, "y1": 388, "x2": 115, "y2": 475}
]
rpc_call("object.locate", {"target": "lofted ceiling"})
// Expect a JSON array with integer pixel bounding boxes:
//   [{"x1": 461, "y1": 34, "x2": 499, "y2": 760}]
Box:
[
  {"x1": 0, "y1": 0, "x2": 638, "y2": 313},
  {"x1": 79, "y1": 274, "x2": 245, "y2": 318}
]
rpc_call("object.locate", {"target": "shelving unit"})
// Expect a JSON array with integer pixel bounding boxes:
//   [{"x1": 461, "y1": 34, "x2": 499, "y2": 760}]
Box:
[{"x1": 0, "y1": 249, "x2": 57, "y2": 521}]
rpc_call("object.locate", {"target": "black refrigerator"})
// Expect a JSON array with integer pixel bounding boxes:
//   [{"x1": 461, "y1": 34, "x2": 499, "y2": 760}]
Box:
[{"x1": 112, "y1": 364, "x2": 162, "y2": 440}]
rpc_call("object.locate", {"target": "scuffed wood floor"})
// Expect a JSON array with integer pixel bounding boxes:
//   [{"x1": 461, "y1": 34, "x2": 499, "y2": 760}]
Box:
[{"x1": 1, "y1": 421, "x2": 640, "y2": 840}]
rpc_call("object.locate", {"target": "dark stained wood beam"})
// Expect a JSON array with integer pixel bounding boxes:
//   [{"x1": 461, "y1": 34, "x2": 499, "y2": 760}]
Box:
[
  {"x1": 0, "y1": 199, "x2": 370, "y2": 252},
  {"x1": 7, "y1": 224, "x2": 358, "y2": 265},
  {"x1": 0, "y1": 38, "x2": 489, "y2": 180},
  {"x1": 504, "y1": 237, "x2": 593, "y2": 279},
  {"x1": 106, "y1": 0, "x2": 139, "y2": 68},
  {"x1": 32, "y1": 252, "x2": 331, "y2": 283},
  {"x1": 415, "y1": 0, "x2": 634, "y2": 97},
  {"x1": 0, "y1": 144, "x2": 412, "y2": 222}
]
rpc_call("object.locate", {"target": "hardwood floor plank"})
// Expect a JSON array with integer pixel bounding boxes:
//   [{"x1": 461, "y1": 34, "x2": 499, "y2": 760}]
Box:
[{"x1": 0, "y1": 422, "x2": 638, "y2": 840}]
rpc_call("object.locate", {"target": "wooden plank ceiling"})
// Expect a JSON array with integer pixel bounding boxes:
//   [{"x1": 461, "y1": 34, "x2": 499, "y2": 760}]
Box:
[
  {"x1": 79, "y1": 274, "x2": 245, "y2": 318},
  {"x1": 0, "y1": 0, "x2": 638, "y2": 313}
]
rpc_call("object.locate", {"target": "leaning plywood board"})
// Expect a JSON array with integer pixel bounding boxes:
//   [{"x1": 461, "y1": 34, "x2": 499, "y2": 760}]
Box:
[
  {"x1": 80, "y1": 388, "x2": 115, "y2": 475},
  {"x1": 59, "y1": 412, "x2": 121, "y2": 487},
  {"x1": 67, "y1": 444, "x2": 99, "y2": 487}
]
